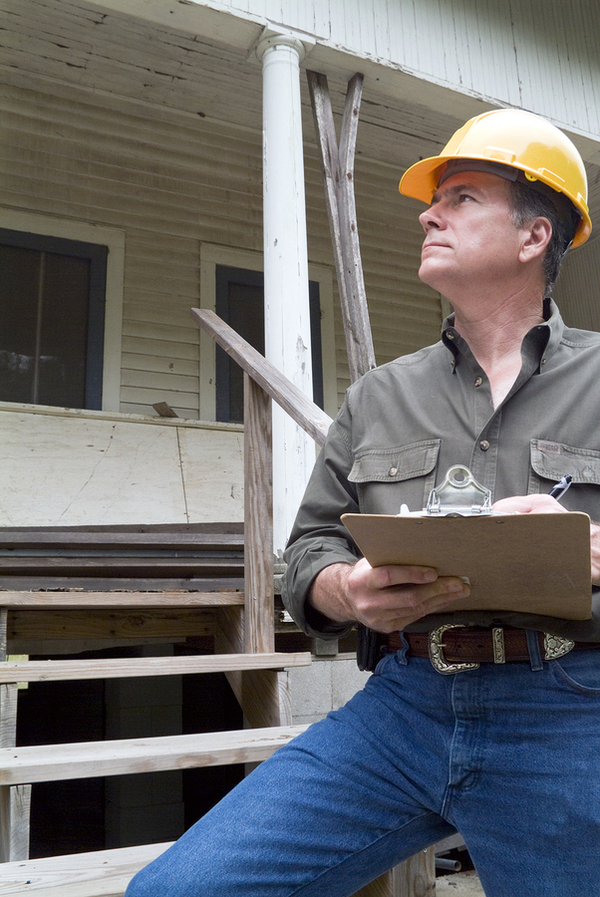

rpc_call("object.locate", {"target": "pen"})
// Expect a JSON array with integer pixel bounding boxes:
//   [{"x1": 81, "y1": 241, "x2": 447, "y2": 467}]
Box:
[{"x1": 549, "y1": 474, "x2": 572, "y2": 501}]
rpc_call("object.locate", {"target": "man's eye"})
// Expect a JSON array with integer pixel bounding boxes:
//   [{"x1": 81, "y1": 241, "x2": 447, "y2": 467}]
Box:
[{"x1": 458, "y1": 194, "x2": 473, "y2": 203}]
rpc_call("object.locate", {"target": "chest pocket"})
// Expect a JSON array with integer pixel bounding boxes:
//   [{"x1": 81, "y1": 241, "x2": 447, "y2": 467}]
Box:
[
  {"x1": 529, "y1": 439, "x2": 600, "y2": 495},
  {"x1": 348, "y1": 439, "x2": 441, "y2": 514}
]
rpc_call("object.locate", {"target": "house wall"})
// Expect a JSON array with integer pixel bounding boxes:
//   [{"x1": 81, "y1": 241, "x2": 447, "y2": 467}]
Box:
[
  {"x1": 2, "y1": 0, "x2": 599, "y2": 526},
  {"x1": 0, "y1": 73, "x2": 442, "y2": 421},
  {"x1": 187, "y1": 0, "x2": 600, "y2": 145}
]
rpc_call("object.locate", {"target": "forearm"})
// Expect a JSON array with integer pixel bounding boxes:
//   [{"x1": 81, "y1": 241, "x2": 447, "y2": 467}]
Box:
[{"x1": 307, "y1": 562, "x2": 356, "y2": 625}]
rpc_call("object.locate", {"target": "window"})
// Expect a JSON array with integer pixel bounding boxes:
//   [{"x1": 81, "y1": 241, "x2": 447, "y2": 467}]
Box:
[
  {"x1": 0, "y1": 229, "x2": 108, "y2": 409},
  {"x1": 215, "y1": 265, "x2": 324, "y2": 423}
]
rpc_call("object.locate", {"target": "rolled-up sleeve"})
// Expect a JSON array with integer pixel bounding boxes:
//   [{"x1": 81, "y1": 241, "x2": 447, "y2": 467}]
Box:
[{"x1": 282, "y1": 401, "x2": 361, "y2": 638}]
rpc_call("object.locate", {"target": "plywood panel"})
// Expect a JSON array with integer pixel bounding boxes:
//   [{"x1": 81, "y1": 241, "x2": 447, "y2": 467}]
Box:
[{"x1": 0, "y1": 410, "x2": 245, "y2": 525}]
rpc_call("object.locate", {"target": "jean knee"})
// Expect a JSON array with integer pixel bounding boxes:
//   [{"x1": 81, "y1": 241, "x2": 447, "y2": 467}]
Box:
[{"x1": 124, "y1": 864, "x2": 161, "y2": 897}]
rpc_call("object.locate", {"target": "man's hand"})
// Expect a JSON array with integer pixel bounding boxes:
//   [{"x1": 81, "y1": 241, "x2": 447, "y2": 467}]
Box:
[
  {"x1": 492, "y1": 494, "x2": 567, "y2": 516},
  {"x1": 308, "y1": 559, "x2": 470, "y2": 634},
  {"x1": 493, "y1": 493, "x2": 600, "y2": 586}
]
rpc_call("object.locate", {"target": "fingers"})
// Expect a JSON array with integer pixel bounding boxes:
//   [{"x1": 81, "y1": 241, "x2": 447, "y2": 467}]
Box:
[
  {"x1": 369, "y1": 582, "x2": 470, "y2": 633},
  {"x1": 493, "y1": 494, "x2": 567, "y2": 515},
  {"x1": 346, "y1": 560, "x2": 470, "y2": 633}
]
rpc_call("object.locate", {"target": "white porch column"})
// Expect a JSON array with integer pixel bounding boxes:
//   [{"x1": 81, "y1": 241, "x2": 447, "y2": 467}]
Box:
[{"x1": 256, "y1": 34, "x2": 315, "y2": 558}]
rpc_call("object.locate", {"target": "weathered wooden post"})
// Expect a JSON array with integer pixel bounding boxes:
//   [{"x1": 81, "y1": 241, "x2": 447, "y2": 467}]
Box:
[
  {"x1": 307, "y1": 70, "x2": 376, "y2": 382},
  {"x1": 0, "y1": 610, "x2": 31, "y2": 862},
  {"x1": 307, "y1": 71, "x2": 436, "y2": 897}
]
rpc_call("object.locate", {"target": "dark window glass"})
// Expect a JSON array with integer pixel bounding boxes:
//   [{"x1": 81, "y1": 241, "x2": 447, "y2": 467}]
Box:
[
  {"x1": 0, "y1": 230, "x2": 107, "y2": 409},
  {"x1": 215, "y1": 266, "x2": 323, "y2": 423}
]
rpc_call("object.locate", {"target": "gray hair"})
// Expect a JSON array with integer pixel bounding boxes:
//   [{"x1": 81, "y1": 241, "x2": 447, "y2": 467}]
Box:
[{"x1": 507, "y1": 180, "x2": 575, "y2": 295}]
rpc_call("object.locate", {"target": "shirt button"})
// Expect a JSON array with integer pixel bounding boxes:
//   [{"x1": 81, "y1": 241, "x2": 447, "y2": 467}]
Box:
[
  {"x1": 474, "y1": 376, "x2": 483, "y2": 387},
  {"x1": 445, "y1": 330, "x2": 455, "y2": 340},
  {"x1": 388, "y1": 467, "x2": 398, "y2": 477},
  {"x1": 479, "y1": 440, "x2": 490, "y2": 451}
]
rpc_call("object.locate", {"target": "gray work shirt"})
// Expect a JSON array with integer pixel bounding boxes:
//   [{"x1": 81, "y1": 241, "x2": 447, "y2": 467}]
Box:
[{"x1": 282, "y1": 299, "x2": 600, "y2": 642}]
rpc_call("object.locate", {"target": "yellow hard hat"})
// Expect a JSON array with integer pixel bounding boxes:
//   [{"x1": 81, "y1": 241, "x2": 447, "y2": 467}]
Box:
[{"x1": 399, "y1": 109, "x2": 591, "y2": 248}]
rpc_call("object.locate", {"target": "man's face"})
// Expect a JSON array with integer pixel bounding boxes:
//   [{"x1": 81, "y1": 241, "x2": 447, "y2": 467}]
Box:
[{"x1": 417, "y1": 171, "x2": 524, "y2": 296}]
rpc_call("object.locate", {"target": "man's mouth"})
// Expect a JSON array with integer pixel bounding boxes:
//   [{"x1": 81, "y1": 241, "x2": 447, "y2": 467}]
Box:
[{"x1": 422, "y1": 241, "x2": 450, "y2": 251}]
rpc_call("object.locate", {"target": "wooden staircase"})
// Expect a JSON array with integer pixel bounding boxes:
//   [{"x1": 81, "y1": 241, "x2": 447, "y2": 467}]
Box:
[
  {"x1": 0, "y1": 520, "x2": 311, "y2": 894},
  {"x1": 0, "y1": 312, "x2": 326, "y2": 894}
]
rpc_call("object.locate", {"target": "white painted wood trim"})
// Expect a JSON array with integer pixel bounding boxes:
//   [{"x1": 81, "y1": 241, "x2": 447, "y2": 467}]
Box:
[{"x1": 0, "y1": 400, "x2": 242, "y2": 432}]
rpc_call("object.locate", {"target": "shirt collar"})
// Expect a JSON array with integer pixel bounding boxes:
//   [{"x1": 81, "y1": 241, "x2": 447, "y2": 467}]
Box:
[{"x1": 441, "y1": 297, "x2": 565, "y2": 375}]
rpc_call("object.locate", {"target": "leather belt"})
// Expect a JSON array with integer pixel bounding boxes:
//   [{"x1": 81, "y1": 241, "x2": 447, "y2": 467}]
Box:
[{"x1": 385, "y1": 624, "x2": 600, "y2": 675}]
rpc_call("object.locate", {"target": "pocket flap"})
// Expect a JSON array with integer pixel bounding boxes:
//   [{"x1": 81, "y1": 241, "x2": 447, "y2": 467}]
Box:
[
  {"x1": 349, "y1": 439, "x2": 440, "y2": 484},
  {"x1": 531, "y1": 439, "x2": 600, "y2": 486}
]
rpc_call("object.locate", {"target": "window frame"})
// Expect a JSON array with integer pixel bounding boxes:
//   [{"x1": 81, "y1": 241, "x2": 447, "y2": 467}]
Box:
[
  {"x1": 214, "y1": 265, "x2": 324, "y2": 423},
  {"x1": 0, "y1": 228, "x2": 108, "y2": 409},
  {"x1": 199, "y1": 244, "x2": 337, "y2": 423},
  {"x1": 0, "y1": 208, "x2": 125, "y2": 411}
]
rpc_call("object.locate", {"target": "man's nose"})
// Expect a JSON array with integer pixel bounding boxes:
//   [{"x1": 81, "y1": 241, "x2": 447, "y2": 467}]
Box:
[{"x1": 419, "y1": 205, "x2": 443, "y2": 232}]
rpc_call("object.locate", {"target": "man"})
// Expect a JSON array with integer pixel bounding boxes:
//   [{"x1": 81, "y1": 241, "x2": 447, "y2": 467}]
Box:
[{"x1": 126, "y1": 109, "x2": 600, "y2": 897}]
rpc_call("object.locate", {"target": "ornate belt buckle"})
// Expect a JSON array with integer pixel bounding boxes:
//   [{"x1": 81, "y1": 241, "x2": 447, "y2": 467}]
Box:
[
  {"x1": 543, "y1": 633, "x2": 575, "y2": 660},
  {"x1": 428, "y1": 623, "x2": 480, "y2": 675}
]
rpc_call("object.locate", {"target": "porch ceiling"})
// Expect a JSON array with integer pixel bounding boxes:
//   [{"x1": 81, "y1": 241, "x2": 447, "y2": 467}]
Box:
[
  {"x1": 0, "y1": 0, "x2": 598, "y2": 239},
  {"x1": 0, "y1": 0, "x2": 480, "y2": 171}
]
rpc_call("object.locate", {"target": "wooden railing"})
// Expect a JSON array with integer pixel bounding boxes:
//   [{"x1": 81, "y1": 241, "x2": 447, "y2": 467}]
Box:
[{"x1": 192, "y1": 309, "x2": 437, "y2": 896}]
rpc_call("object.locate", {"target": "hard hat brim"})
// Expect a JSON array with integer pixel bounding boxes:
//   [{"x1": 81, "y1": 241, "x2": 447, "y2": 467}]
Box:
[{"x1": 399, "y1": 153, "x2": 591, "y2": 249}]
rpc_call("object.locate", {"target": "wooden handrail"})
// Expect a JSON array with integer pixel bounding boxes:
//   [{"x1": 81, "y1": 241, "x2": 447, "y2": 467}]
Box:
[{"x1": 191, "y1": 308, "x2": 332, "y2": 446}]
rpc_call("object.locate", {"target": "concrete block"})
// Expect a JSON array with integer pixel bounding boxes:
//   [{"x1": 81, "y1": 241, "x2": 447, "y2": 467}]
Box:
[
  {"x1": 330, "y1": 658, "x2": 370, "y2": 708},
  {"x1": 288, "y1": 659, "x2": 333, "y2": 721}
]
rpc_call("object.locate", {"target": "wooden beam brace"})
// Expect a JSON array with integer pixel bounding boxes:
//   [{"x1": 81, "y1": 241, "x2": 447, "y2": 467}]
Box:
[
  {"x1": 307, "y1": 70, "x2": 376, "y2": 382},
  {"x1": 243, "y1": 372, "x2": 274, "y2": 655},
  {"x1": 191, "y1": 308, "x2": 332, "y2": 447}
]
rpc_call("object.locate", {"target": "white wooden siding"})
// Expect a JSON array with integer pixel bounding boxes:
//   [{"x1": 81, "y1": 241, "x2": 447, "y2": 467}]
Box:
[
  {"x1": 0, "y1": 75, "x2": 441, "y2": 419},
  {"x1": 194, "y1": 0, "x2": 600, "y2": 141},
  {"x1": 555, "y1": 248, "x2": 600, "y2": 334},
  {"x1": 2, "y1": 0, "x2": 598, "y2": 425}
]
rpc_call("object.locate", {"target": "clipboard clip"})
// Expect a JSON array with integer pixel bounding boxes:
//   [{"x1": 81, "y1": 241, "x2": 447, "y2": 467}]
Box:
[{"x1": 425, "y1": 465, "x2": 493, "y2": 517}]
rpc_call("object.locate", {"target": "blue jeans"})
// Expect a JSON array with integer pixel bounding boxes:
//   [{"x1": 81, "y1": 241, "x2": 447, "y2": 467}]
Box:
[{"x1": 125, "y1": 642, "x2": 600, "y2": 896}]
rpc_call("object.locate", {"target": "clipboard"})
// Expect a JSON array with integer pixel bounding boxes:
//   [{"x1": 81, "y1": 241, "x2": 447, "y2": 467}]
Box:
[{"x1": 341, "y1": 512, "x2": 592, "y2": 620}]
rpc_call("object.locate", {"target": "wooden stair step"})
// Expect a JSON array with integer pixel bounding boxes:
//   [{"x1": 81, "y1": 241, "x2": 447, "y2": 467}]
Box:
[
  {"x1": 0, "y1": 589, "x2": 245, "y2": 608},
  {"x1": 0, "y1": 557, "x2": 244, "y2": 575},
  {"x1": 0, "y1": 841, "x2": 174, "y2": 896},
  {"x1": 0, "y1": 576, "x2": 245, "y2": 591},
  {"x1": 0, "y1": 527, "x2": 244, "y2": 552},
  {"x1": 0, "y1": 651, "x2": 311, "y2": 683},
  {"x1": 0, "y1": 725, "x2": 309, "y2": 785}
]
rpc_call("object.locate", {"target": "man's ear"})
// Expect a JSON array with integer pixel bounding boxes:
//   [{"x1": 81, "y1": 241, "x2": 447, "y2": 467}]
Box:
[{"x1": 519, "y1": 216, "x2": 552, "y2": 262}]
